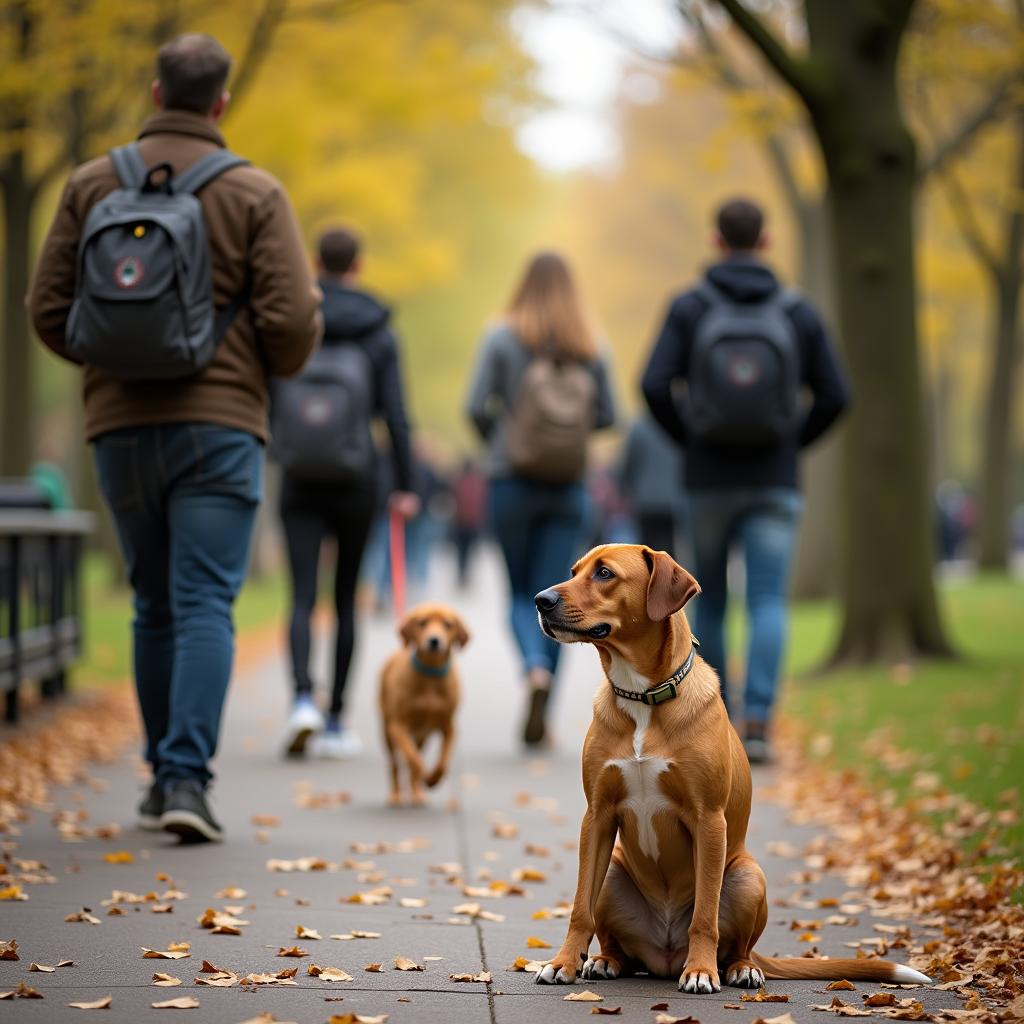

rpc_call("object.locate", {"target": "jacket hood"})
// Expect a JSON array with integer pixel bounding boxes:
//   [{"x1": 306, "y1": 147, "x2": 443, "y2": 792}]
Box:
[
  {"x1": 320, "y1": 281, "x2": 391, "y2": 340},
  {"x1": 705, "y1": 257, "x2": 779, "y2": 303}
]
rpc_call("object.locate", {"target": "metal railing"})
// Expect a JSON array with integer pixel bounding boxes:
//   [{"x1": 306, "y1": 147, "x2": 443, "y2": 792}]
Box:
[{"x1": 0, "y1": 510, "x2": 94, "y2": 723}]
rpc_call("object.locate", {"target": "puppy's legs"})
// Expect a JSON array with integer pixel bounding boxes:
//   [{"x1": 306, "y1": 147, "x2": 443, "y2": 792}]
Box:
[
  {"x1": 718, "y1": 854, "x2": 768, "y2": 989},
  {"x1": 387, "y1": 722, "x2": 425, "y2": 805},
  {"x1": 425, "y1": 724, "x2": 455, "y2": 789},
  {"x1": 679, "y1": 810, "x2": 727, "y2": 994},
  {"x1": 384, "y1": 731, "x2": 403, "y2": 806},
  {"x1": 535, "y1": 805, "x2": 618, "y2": 985}
]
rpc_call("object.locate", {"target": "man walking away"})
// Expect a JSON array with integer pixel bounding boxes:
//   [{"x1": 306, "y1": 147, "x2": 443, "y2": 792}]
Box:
[
  {"x1": 29, "y1": 34, "x2": 321, "y2": 841},
  {"x1": 274, "y1": 227, "x2": 418, "y2": 759},
  {"x1": 641, "y1": 198, "x2": 849, "y2": 763}
]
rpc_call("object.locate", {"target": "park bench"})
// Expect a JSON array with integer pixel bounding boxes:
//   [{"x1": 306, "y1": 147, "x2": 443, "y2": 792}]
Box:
[{"x1": 0, "y1": 495, "x2": 93, "y2": 723}]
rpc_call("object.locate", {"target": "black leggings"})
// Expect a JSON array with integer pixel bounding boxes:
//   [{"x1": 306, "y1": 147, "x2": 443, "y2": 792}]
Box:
[{"x1": 280, "y1": 476, "x2": 375, "y2": 717}]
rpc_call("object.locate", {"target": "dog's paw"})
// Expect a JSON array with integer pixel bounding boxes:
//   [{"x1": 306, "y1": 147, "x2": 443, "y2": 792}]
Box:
[
  {"x1": 679, "y1": 963, "x2": 721, "y2": 994},
  {"x1": 580, "y1": 955, "x2": 620, "y2": 981},
  {"x1": 725, "y1": 962, "x2": 764, "y2": 989},
  {"x1": 424, "y1": 767, "x2": 444, "y2": 788},
  {"x1": 534, "y1": 953, "x2": 582, "y2": 985},
  {"x1": 387, "y1": 792, "x2": 404, "y2": 808}
]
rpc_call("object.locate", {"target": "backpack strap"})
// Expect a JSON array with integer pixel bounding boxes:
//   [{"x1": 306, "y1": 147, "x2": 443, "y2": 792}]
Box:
[
  {"x1": 213, "y1": 281, "x2": 251, "y2": 342},
  {"x1": 172, "y1": 149, "x2": 250, "y2": 195},
  {"x1": 109, "y1": 143, "x2": 148, "y2": 189}
]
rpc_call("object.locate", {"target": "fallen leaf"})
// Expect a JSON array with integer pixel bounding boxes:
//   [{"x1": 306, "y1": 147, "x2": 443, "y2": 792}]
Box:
[
  {"x1": 742, "y1": 989, "x2": 790, "y2": 1003},
  {"x1": 236, "y1": 1015, "x2": 300, "y2": 1024},
  {"x1": 56, "y1": 959, "x2": 74, "y2": 968},
  {"x1": 365, "y1": 963, "x2": 383, "y2": 972},
  {"x1": 513, "y1": 867, "x2": 548, "y2": 882},
  {"x1": 308, "y1": 965, "x2": 354, "y2": 982},
  {"x1": 525, "y1": 936, "x2": 552, "y2": 949},
  {"x1": 69, "y1": 995, "x2": 112, "y2": 1009},
  {"x1": 152, "y1": 974, "x2": 182, "y2": 987},
  {"x1": 295, "y1": 925, "x2": 321, "y2": 939},
  {"x1": 393, "y1": 955, "x2": 424, "y2": 971},
  {"x1": 591, "y1": 1010, "x2": 622, "y2": 1017},
  {"x1": 654, "y1": 1014, "x2": 699, "y2": 1024},
  {"x1": 103, "y1": 851, "x2": 134, "y2": 864},
  {"x1": 864, "y1": 993, "x2": 897, "y2": 1007},
  {"x1": 167, "y1": 942, "x2": 190, "y2": 953},
  {"x1": 151, "y1": 996, "x2": 200, "y2": 1009},
  {"x1": 251, "y1": 815, "x2": 280, "y2": 827},
  {"x1": 751, "y1": 1015, "x2": 796, "y2": 1024},
  {"x1": 199, "y1": 960, "x2": 228, "y2": 974},
  {"x1": 832, "y1": 1009, "x2": 874, "y2": 1018},
  {"x1": 142, "y1": 948, "x2": 190, "y2": 960},
  {"x1": 0, "y1": 886, "x2": 27, "y2": 901},
  {"x1": 326, "y1": 1015, "x2": 389, "y2": 1024},
  {"x1": 826, "y1": 980, "x2": 856, "y2": 991},
  {"x1": 492, "y1": 823, "x2": 518, "y2": 839},
  {"x1": 0, "y1": 940, "x2": 18, "y2": 961},
  {"x1": 276, "y1": 946, "x2": 308, "y2": 958},
  {"x1": 215, "y1": 886, "x2": 246, "y2": 899},
  {"x1": 507, "y1": 957, "x2": 546, "y2": 973},
  {"x1": 564, "y1": 990, "x2": 603, "y2": 1001},
  {"x1": 195, "y1": 971, "x2": 238, "y2": 987},
  {"x1": 449, "y1": 971, "x2": 492, "y2": 982},
  {"x1": 398, "y1": 897, "x2": 426, "y2": 908},
  {"x1": 10, "y1": 981, "x2": 43, "y2": 999},
  {"x1": 651, "y1": 1004, "x2": 669, "y2": 1012},
  {"x1": 29, "y1": 962, "x2": 55, "y2": 973},
  {"x1": 65, "y1": 909, "x2": 101, "y2": 924}
]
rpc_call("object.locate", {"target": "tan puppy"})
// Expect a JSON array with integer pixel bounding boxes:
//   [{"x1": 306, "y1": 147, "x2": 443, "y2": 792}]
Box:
[
  {"x1": 533, "y1": 544, "x2": 931, "y2": 993},
  {"x1": 379, "y1": 603, "x2": 470, "y2": 806}
]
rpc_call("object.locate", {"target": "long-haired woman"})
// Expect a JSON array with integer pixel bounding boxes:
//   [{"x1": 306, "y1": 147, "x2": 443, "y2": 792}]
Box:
[{"x1": 465, "y1": 251, "x2": 616, "y2": 747}]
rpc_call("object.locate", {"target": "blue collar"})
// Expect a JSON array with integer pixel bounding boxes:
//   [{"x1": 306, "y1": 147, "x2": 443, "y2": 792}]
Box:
[{"x1": 412, "y1": 652, "x2": 451, "y2": 678}]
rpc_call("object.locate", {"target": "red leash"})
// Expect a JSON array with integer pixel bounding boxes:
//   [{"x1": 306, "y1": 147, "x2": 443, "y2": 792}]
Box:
[{"x1": 388, "y1": 504, "x2": 407, "y2": 620}]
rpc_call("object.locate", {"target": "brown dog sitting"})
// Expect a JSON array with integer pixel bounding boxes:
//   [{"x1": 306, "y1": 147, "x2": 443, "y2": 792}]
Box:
[
  {"x1": 379, "y1": 603, "x2": 470, "y2": 806},
  {"x1": 533, "y1": 544, "x2": 931, "y2": 993}
]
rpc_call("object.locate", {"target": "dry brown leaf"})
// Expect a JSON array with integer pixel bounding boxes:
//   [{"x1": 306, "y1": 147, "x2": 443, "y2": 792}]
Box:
[
  {"x1": 151, "y1": 996, "x2": 200, "y2": 1009},
  {"x1": 326, "y1": 1015, "x2": 389, "y2": 1024},
  {"x1": 142, "y1": 948, "x2": 190, "y2": 960},
  {"x1": 449, "y1": 971, "x2": 492, "y2": 983},
  {"x1": 68, "y1": 995, "x2": 112, "y2": 1010},
  {"x1": 365, "y1": 963, "x2": 384, "y2": 972},
  {"x1": 742, "y1": 989, "x2": 790, "y2": 1003},
  {"x1": 0, "y1": 940, "x2": 18, "y2": 961},
  {"x1": 167, "y1": 942, "x2": 190, "y2": 953},
  {"x1": 393, "y1": 955, "x2": 424, "y2": 971},
  {"x1": 276, "y1": 946, "x2": 308, "y2": 958},
  {"x1": 654, "y1": 1014, "x2": 699, "y2": 1024},
  {"x1": 650, "y1": 1003, "x2": 669, "y2": 1011},
  {"x1": 492, "y1": 823, "x2": 518, "y2": 839},
  {"x1": 250, "y1": 814, "x2": 280, "y2": 827},
  {"x1": 525, "y1": 936, "x2": 551, "y2": 948},
  {"x1": 195, "y1": 971, "x2": 238, "y2": 988},
  {"x1": 65, "y1": 909, "x2": 101, "y2": 924},
  {"x1": 590, "y1": 1010, "x2": 622, "y2": 1017},
  {"x1": 7, "y1": 982, "x2": 43, "y2": 999},
  {"x1": 214, "y1": 886, "x2": 246, "y2": 899},
  {"x1": 152, "y1": 974, "x2": 182, "y2": 987},
  {"x1": 864, "y1": 993, "x2": 898, "y2": 1007},
  {"x1": 235, "y1": 1015, "x2": 300, "y2": 1024},
  {"x1": 29, "y1": 962, "x2": 55, "y2": 972},
  {"x1": 398, "y1": 897, "x2": 426, "y2": 908},
  {"x1": 295, "y1": 924, "x2": 321, "y2": 939},
  {"x1": 833, "y1": 1009, "x2": 874, "y2": 1018},
  {"x1": 102, "y1": 851, "x2": 134, "y2": 864},
  {"x1": 308, "y1": 964, "x2": 354, "y2": 982},
  {"x1": 751, "y1": 1015, "x2": 797, "y2": 1024},
  {"x1": 0, "y1": 886, "x2": 27, "y2": 901},
  {"x1": 564, "y1": 990, "x2": 603, "y2": 1001},
  {"x1": 826, "y1": 980, "x2": 856, "y2": 991}
]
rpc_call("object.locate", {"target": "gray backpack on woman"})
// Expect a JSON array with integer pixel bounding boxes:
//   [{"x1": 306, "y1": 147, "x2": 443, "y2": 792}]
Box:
[{"x1": 65, "y1": 142, "x2": 249, "y2": 379}]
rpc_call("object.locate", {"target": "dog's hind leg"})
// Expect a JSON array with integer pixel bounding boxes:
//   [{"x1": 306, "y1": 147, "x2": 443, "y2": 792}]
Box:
[
  {"x1": 718, "y1": 853, "x2": 768, "y2": 989},
  {"x1": 425, "y1": 725, "x2": 454, "y2": 789}
]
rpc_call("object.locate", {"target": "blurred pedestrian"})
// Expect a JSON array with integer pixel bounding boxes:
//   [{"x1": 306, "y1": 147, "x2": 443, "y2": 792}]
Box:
[
  {"x1": 616, "y1": 413, "x2": 687, "y2": 558},
  {"x1": 466, "y1": 251, "x2": 616, "y2": 747},
  {"x1": 642, "y1": 198, "x2": 849, "y2": 763},
  {"x1": 28, "y1": 34, "x2": 321, "y2": 841},
  {"x1": 450, "y1": 458, "x2": 488, "y2": 588},
  {"x1": 272, "y1": 227, "x2": 418, "y2": 760}
]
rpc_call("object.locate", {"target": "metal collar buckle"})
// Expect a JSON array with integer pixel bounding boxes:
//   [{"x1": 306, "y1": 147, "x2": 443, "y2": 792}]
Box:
[{"x1": 610, "y1": 638, "x2": 700, "y2": 706}]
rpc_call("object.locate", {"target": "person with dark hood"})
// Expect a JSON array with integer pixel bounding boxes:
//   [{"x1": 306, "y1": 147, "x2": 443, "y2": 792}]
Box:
[{"x1": 273, "y1": 227, "x2": 418, "y2": 759}]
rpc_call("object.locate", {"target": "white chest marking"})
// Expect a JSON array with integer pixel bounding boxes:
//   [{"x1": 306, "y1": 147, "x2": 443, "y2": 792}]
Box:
[{"x1": 605, "y1": 654, "x2": 672, "y2": 860}]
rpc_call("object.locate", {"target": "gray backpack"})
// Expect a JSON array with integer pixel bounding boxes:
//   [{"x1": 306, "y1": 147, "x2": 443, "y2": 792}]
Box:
[
  {"x1": 65, "y1": 143, "x2": 249, "y2": 380},
  {"x1": 687, "y1": 282, "x2": 802, "y2": 445},
  {"x1": 269, "y1": 343, "x2": 377, "y2": 483}
]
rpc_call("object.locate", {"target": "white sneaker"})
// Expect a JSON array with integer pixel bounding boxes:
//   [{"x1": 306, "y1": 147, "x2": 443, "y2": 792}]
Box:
[
  {"x1": 284, "y1": 698, "x2": 324, "y2": 757},
  {"x1": 312, "y1": 724, "x2": 363, "y2": 760}
]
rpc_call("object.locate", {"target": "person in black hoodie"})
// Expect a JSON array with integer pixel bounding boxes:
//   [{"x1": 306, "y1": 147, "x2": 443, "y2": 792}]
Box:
[
  {"x1": 280, "y1": 227, "x2": 418, "y2": 759},
  {"x1": 641, "y1": 198, "x2": 849, "y2": 763}
]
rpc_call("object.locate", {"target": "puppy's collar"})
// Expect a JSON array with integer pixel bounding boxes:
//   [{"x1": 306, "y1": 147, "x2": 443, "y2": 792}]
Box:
[
  {"x1": 412, "y1": 652, "x2": 451, "y2": 678},
  {"x1": 611, "y1": 638, "x2": 700, "y2": 706}
]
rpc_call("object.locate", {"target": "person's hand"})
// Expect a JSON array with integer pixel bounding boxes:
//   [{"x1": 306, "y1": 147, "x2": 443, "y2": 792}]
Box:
[{"x1": 390, "y1": 490, "x2": 421, "y2": 520}]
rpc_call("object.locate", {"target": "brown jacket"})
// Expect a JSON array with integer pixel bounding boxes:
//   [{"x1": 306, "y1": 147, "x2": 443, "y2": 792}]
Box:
[{"x1": 28, "y1": 110, "x2": 322, "y2": 442}]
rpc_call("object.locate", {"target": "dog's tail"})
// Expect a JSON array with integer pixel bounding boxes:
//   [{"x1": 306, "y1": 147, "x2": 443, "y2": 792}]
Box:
[{"x1": 751, "y1": 952, "x2": 931, "y2": 985}]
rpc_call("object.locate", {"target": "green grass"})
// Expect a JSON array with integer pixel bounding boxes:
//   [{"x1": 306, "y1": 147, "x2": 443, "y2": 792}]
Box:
[
  {"x1": 78, "y1": 556, "x2": 287, "y2": 687},
  {"x1": 779, "y1": 575, "x2": 1024, "y2": 867}
]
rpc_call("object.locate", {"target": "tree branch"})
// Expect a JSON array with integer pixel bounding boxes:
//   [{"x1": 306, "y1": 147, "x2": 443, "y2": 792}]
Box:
[
  {"x1": 712, "y1": 0, "x2": 817, "y2": 106},
  {"x1": 918, "y1": 71, "x2": 1020, "y2": 181}
]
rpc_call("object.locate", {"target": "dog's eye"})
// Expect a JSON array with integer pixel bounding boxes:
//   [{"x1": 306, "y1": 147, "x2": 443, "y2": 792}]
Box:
[
  {"x1": 418, "y1": 619, "x2": 428, "y2": 628},
  {"x1": 442, "y1": 620, "x2": 453, "y2": 629},
  {"x1": 593, "y1": 565, "x2": 615, "y2": 581}
]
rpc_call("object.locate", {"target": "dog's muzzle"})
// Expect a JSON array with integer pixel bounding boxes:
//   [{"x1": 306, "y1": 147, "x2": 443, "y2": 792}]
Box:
[{"x1": 534, "y1": 590, "x2": 610, "y2": 641}]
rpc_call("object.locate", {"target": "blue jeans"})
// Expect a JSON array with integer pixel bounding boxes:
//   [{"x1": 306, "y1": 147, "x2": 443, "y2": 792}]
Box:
[
  {"x1": 489, "y1": 476, "x2": 587, "y2": 677},
  {"x1": 94, "y1": 424, "x2": 262, "y2": 787},
  {"x1": 687, "y1": 487, "x2": 802, "y2": 724}
]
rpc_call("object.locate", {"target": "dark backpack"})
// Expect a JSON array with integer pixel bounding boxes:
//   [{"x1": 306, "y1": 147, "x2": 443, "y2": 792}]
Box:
[
  {"x1": 687, "y1": 283, "x2": 802, "y2": 445},
  {"x1": 505, "y1": 349, "x2": 598, "y2": 484},
  {"x1": 65, "y1": 142, "x2": 249, "y2": 380},
  {"x1": 269, "y1": 343, "x2": 376, "y2": 483}
]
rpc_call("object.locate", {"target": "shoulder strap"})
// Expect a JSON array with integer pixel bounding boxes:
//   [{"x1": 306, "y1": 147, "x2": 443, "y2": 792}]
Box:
[
  {"x1": 173, "y1": 149, "x2": 250, "y2": 196},
  {"x1": 109, "y1": 143, "x2": 147, "y2": 189},
  {"x1": 213, "y1": 280, "x2": 251, "y2": 343}
]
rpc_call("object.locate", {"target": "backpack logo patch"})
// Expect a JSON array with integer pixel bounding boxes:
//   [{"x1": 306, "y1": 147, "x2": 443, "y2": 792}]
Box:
[
  {"x1": 300, "y1": 394, "x2": 333, "y2": 426},
  {"x1": 113, "y1": 256, "x2": 144, "y2": 290},
  {"x1": 726, "y1": 354, "x2": 760, "y2": 387}
]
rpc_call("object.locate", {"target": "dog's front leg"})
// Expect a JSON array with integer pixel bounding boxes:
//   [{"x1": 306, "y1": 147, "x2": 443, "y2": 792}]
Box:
[
  {"x1": 425, "y1": 725, "x2": 454, "y2": 788},
  {"x1": 679, "y1": 809, "x2": 726, "y2": 994},
  {"x1": 536, "y1": 805, "x2": 617, "y2": 985}
]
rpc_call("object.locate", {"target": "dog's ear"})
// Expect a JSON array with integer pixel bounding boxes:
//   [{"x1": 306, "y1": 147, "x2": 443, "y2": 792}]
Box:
[
  {"x1": 398, "y1": 612, "x2": 418, "y2": 647},
  {"x1": 452, "y1": 614, "x2": 471, "y2": 649},
  {"x1": 643, "y1": 548, "x2": 700, "y2": 622}
]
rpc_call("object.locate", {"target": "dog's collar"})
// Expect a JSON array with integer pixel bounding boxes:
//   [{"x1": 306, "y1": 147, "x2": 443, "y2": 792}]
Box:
[
  {"x1": 610, "y1": 638, "x2": 700, "y2": 706},
  {"x1": 412, "y1": 653, "x2": 451, "y2": 678}
]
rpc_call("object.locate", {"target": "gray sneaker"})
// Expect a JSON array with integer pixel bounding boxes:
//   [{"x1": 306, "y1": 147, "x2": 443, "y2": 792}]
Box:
[
  {"x1": 137, "y1": 781, "x2": 165, "y2": 832},
  {"x1": 161, "y1": 779, "x2": 223, "y2": 844}
]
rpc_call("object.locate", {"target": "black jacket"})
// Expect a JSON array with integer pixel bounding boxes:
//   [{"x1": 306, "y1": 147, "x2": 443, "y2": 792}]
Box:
[
  {"x1": 319, "y1": 280, "x2": 414, "y2": 493},
  {"x1": 641, "y1": 257, "x2": 850, "y2": 490}
]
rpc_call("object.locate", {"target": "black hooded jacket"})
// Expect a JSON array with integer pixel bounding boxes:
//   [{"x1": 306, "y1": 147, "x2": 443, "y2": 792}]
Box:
[
  {"x1": 641, "y1": 257, "x2": 850, "y2": 490},
  {"x1": 318, "y1": 280, "x2": 414, "y2": 493}
]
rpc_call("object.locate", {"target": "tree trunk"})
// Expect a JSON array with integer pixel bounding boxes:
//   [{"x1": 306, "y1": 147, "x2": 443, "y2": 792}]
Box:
[
  {"x1": 789, "y1": 197, "x2": 843, "y2": 600},
  {"x1": 804, "y1": 2, "x2": 953, "y2": 663},
  {"x1": 1, "y1": 168, "x2": 36, "y2": 478},
  {"x1": 976, "y1": 117, "x2": 1024, "y2": 571}
]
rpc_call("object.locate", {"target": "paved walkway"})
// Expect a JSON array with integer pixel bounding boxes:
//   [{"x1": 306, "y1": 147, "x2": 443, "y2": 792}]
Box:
[{"x1": 2, "y1": 547, "x2": 958, "y2": 1023}]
